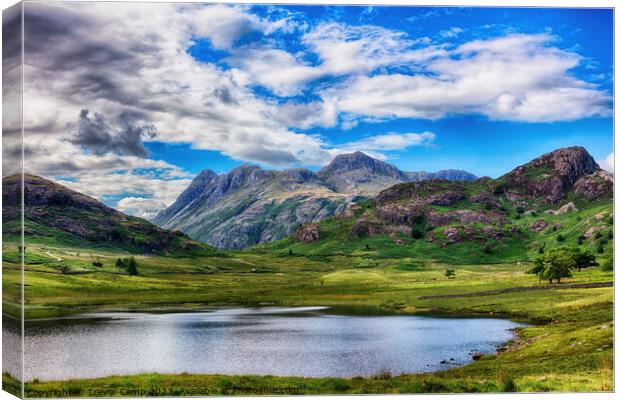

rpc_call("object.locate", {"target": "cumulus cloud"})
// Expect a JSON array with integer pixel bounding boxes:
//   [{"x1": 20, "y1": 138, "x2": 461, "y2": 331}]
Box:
[
  {"x1": 71, "y1": 109, "x2": 156, "y2": 157},
  {"x1": 599, "y1": 152, "x2": 614, "y2": 173},
  {"x1": 327, "y1": 34, "x2": 611, "y2": 122}
]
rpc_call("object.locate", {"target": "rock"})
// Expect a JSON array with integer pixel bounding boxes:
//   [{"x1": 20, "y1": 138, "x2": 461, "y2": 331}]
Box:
[
  {"x1": 501, "y1": 146, "x2": 600, "y2": 203},
  {"x1": 596, "y1": 212, "x2": 608, "y2": 221},
  {"x1": 545, "y1": 202, "x2": 578, "y2": 215},
  {"x1": 297, "y1": 223, "x2": 320, "y2": 243},
  {"x1": 426, "y1": 191, "x2": 466, "y2": 206},
  {"x1": 469, "y1": 193, "x2": 501, "y2": 209},
  {"x1": 584, "y1": 226, "x2": 605, "y2": 239},
  {"x1": 531, "y1": 220, "x2": 548, "y2": 232},
  {"x1": 472, "y1": 353, "x2": 483, "y2": 361},
  {"x1": 443, "y1": 227, "x2": 461, "y2": 243},
  {"x1": 351, "y1": 218, "x2": 385, "y2": 237},
  {"x1": 376, "y1": 203, "x2": 424, "y2": 224},
  {"x1": 574, "y1": 170, "x2": 613, "y2": 199}
]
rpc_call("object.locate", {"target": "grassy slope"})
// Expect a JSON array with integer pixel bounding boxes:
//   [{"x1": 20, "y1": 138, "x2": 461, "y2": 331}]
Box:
[
  {"x1": 1, "y1": 176, "x2": 614, "y2": 395},
  {"x1": 1, "y1": 239, "x2": 614, "y2": 394}
]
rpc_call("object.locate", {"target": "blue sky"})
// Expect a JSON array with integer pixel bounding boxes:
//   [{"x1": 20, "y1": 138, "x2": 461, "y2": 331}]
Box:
[
  {"x1": 164, "y1": 6, "x2": 614, "y2": 177},
  {"x1": 20, "y1": 3, "x2": 613, "y2": 216}
]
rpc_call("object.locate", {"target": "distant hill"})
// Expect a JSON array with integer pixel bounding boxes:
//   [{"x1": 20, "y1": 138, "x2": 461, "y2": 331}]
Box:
[
  {"x1": 154, "y1": 152, "x2": 476, "y2": 249},
  {"x1": 2, "y1": 174, "x2": 218, "y2": 256},
  {"x1": 259, "y1": 147, "x2": 613, "y2": 264}
]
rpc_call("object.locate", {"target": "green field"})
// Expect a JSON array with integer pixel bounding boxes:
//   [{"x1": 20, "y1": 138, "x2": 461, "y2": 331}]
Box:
[{"x1": 2, "y1": 237, "x2": 614, "y2": 395}]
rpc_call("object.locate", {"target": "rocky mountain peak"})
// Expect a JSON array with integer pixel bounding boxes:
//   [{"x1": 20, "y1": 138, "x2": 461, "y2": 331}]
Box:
[
  {"x1": 319, "y1": 152, "x2": 403, "y2": 177},
  {"x1": 502, "y1": 146, "x2": 601, "y2": 203}
]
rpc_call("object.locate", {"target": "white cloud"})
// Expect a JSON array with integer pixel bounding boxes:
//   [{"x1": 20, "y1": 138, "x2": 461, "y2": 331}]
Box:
[
  {"x1": 12, "y1": 3, "x2": 612, "y2": 216},
  {"x1": 225, "y1": 47, "x2": 323, "y2": 96},
  {"x1": 339, "y1": 132, "x2": 435, "y2": 152},
  {"x1": 326, "y1": 34, "x2": 611, "y2": 122},
  {"x1": 599, "y1": 152, "x2": 614, "y2": 172},
  {"x1": 440, "y1": 27, "x2": 463, "y2": 38}
]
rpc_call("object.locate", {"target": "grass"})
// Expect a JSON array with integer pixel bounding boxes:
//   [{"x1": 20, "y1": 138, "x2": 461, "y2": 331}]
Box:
[{"x1": 1, "y1": 237, "x2": 614, "y2": 395}]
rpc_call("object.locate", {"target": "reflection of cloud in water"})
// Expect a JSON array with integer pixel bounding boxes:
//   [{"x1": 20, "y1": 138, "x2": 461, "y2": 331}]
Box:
[{"x1": 23, "y1": 307, "x2": 526, "y2": 381}]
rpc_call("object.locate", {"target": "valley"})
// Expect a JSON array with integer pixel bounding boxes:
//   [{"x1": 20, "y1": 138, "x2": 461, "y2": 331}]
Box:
[{"x1": 1, "y1": 146, "x2": 614, "y2": 394}]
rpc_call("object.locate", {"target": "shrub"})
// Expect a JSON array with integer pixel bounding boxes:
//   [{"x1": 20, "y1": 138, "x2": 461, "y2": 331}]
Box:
[
  {"x1": 556, "y1": 234, "x2": 565, "y2": 242},
  {"x1": 482, "y1": 244, "x2": 493, "y2": 254},
  {"x1": 600, "y1": 259, "x2": 613, "y2": 271},
  {"x1": 92, "y1": 261, "x2": 103, "y2": 267},
  {"x1": 594, "y1": 231, "x2": 603, "y2": 239},
  {"x1": 577, "y1": 235, "x2": 586, "y2": 245},
  {"x1": 411, "y1": 228, "x2": 424, "y2": 239},
  {"x1": 500, "y1": 376, "x2": 518, "y2": 392},
  {"x1": 528, "y1": 247, "x2": 574, "y2": 283},
  {"x1": 445, "y1": 269, "x2": 456, "y2": 279},
  {"x1": 597, "y1": 244, "x2": 605, "y2": 254}
]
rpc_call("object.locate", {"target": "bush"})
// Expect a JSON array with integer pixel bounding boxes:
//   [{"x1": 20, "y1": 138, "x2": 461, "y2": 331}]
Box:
[
  {"x1": 594, "y1": 231, "x2": 603, "y2": 239},
  {"x1": 411, "y1": 228, "x2": 424, "y2": 239},
  {"x1": 92, "y1": 261, "x2": 103, "y2": 267},
  {"x1": 577, "y1": 235, "x2": 586, "y2": 245},
  {"x1": 482, "y1": 244, "x2": 493, "y2": 254},
  {"x1": 538, "y1": 246, "x2": 545, "y2": 254},
  {"x1": 445, "y1": 269, "x2": 456, "y2": 279},
  {"x1": 607, "y1": 231, "x2": 613, "y2": 239},
  {"x1": 500, "y1": 376, "x2": 518, "y2": 392},
  {"x1": 600, "y1": 259, "x2": 613, "y2": 271},
  {"x1": 556, "y1": 234, "x2": 565, "y2": 242},
  {"x1": 597, "y1": 244, "x2": 605, "y2": 254}
]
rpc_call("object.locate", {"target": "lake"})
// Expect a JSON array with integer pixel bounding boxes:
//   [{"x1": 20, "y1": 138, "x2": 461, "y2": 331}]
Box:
[{"x1": 14, "y1": 307, "x2": 524, "y2": 381}]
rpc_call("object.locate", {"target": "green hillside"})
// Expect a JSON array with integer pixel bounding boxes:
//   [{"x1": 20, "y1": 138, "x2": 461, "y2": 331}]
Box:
[{"x1": 2, "y1": 174, "x2": 219, "y2": 257}]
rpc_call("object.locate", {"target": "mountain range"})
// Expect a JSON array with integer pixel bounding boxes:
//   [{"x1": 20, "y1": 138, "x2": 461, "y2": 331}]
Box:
[
  {"x1": 153, "y1": 152, "x2": 477, "y2": 249},
  {"x1": 261, "y1": 146, "x2": 613, "y2": 264}
]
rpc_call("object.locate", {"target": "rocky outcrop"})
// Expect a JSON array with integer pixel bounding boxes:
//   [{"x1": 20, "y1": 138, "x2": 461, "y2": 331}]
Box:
[
  {"x1": 443, "y1": 227, "x2": 461, "y2": 243},
  {"x1": 352, "y1": 218, "x2": 386, "y2": 237},
  {"x1": 545, "y1": 202, "x2": 578, "y2": 215},
  {"x1": 574, "y1": 171, "x2": 613, "y2": 199},
  {"x1": 501, "y1": 146, "x2": 600, "y2": 203},
  {"x1": 297, "y1": 223, "x2": 320, "y2": 243},
  {"x1": 531, "y1": 220, "x2": 548, "y2": 232}
]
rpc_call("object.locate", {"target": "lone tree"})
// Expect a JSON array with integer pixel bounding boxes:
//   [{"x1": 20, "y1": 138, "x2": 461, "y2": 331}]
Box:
[
  {"x1": 528, "y1": 248, "x2": 575, "y2": 284},
  {"x1": 126, "y1": 257, "x2": 139, "y2": 276},
  {"x1": 115, "y1": 258, "x2": 125, "y2": 269},
  {"x1": 445, "y1": 269, "x2": 456, "y2": 279}
]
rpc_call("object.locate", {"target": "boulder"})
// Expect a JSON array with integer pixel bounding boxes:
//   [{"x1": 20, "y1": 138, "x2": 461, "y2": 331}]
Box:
[
  {"x1": 297, "y1": 223, "x2": 320, "y2": 243},
  {"x1": 443, "y1": 227, "x2": 461, "y2": 243},
  {"x1": 531, "y1": 220, "x2": 548, "y2": 233}
]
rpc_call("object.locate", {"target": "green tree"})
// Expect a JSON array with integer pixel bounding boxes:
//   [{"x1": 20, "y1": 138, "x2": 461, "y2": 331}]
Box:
[
  {"x1": 528, "y1": 248, "x2": 575, "y2": 284},
  {"x1": 568, "y1": 248, "x2": 598, "y2": 272},
  {"x1": 115, "y1": 258, "x2": 125, "y2": 269},
  {"x1": 126, "y1": 257, "x2": 139, "y2": 276},
  {"x1": 445, "y1": 269, "x2": 455, "y2": 279}
]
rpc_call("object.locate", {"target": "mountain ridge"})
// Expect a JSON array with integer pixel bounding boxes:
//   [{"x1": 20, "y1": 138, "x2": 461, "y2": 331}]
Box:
[
  {"x1": 2, "y1": 174, "x2": 216, "y2": 256},
  {"x1": 153, "y1": 152, "x2": 477, "y2": 249}
]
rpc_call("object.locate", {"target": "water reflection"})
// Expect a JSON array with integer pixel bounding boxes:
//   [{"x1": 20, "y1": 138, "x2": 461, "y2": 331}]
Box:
[{"x1": 18, "y1": 307, "x2": 524, "y2": 381}]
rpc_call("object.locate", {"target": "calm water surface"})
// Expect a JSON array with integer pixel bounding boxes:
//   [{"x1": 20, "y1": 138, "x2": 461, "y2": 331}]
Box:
[{"x1": 16, "y1": 307, "x2": 524, "y2": 381}]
